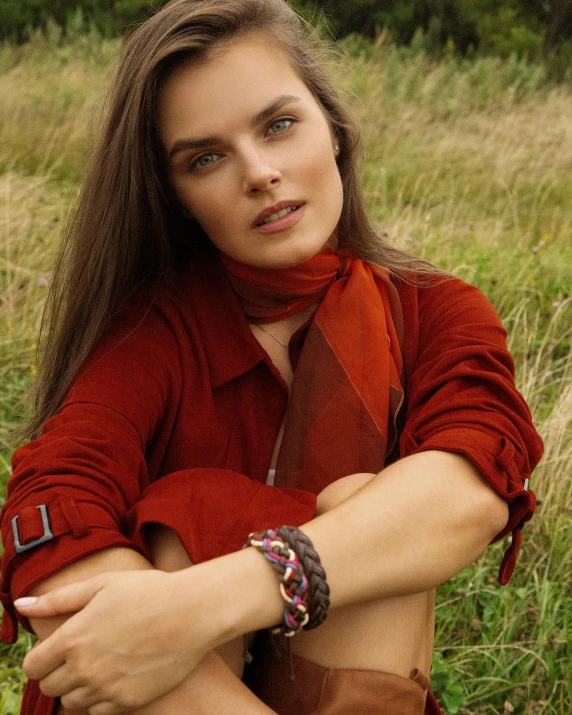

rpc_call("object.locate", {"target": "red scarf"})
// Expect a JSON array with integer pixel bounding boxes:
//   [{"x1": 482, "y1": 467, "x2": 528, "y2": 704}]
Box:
[{"x1": 221, "y1": 249, "x2": 405, "y2": 494}]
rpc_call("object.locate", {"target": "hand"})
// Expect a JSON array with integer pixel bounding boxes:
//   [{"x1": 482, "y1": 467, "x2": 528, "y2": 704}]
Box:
[{"x1": 15, "y1": 568, "x2": 223, "y2": 714}]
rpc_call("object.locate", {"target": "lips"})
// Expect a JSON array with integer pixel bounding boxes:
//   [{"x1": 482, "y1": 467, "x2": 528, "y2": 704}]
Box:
[{"x1": 253, "y1": 200, "x2": 304, "y2": 227}]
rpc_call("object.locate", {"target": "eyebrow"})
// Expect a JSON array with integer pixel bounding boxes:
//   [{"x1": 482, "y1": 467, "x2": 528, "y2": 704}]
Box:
[{"x1": 168, "y1": 94, "x2": 302, "y2": 160}]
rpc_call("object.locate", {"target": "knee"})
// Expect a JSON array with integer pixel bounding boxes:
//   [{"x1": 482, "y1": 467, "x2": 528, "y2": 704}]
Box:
[
  {"x1": 316, "y1": 472, "x2": 377, "y2": 515},
  {"x1": 145, "y1": 523, "x2": 194, "y2": 572}
]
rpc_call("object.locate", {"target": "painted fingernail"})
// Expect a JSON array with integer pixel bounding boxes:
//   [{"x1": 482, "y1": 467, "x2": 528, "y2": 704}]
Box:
[{"x1": 14, "y1": 597, "x2": 38, "y2": 608}]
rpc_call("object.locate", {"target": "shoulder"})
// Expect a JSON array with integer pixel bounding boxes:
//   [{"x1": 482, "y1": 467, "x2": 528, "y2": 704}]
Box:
[
  {"x1": 393, "y1": 274, "x2": 507, "y2": 372},
  {"x1": 70, "y1": 290, "x2": 181, "y2": 391},
  {"x1": 66, "y1": 253, "x2": 239, "y2": 406},
  {"x1": 396, "y1": 273, "x2": 503, "y2": 327}
]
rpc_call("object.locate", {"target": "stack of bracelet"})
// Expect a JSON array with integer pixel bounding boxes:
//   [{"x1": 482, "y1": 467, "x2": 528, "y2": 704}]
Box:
[{"x1": 242, "y1": 525, "x2": 330, "y2": 680}]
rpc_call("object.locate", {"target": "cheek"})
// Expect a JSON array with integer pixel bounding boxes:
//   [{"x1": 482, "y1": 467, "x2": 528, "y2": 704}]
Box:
[
  {"x1": 193, "y1": 204, "x2": 227, "y2": 240},
  {"x1": 179, "y1": 184, "x2": 228, "y2": 234},
  {"x1": 302, "y1": 141, "x2": 339, "y2": 189},
  {"x1": 309, "y1": 151, "x2": 343, "y2": 211}
]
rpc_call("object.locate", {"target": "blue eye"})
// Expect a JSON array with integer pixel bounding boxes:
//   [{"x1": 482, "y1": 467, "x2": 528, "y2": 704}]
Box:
[
  {"x1": 189, "y1": 117, "x2": 296, "y2": 171},
  {"x1": 191, "y1": 153, "x2": 219, "y2": 171},
  {"x1": 268, "y1": 117, "x2": 295, "y2": 135}
]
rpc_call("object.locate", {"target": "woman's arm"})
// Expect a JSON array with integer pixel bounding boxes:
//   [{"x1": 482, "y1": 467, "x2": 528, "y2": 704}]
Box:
[
  {"x1": 27, "y1": 548, "x2": 154, "y2": 642},
  {"x1": 131, "y1": 650, "x2": 276, "y2": 715},
  {"x1": 20, "y1": 473, "x2": 373, "y2": 714},
  {"x1": 28, "y1": 548, "x2": 153, "y2": 715},
  {"x1": 230, "y1": 450, "x2": 509, "y2": 634},
  {"x1": 17, "y1": 450, "x2": 508, "y2": 714},
  {"x1": 27, "y1": 548, "x2": 275, "y2": 715}
]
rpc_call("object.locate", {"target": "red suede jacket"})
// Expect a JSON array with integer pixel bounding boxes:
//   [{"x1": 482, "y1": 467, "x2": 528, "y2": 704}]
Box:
[{"x1": 0, "y1": 254, "x2": 543, "y2": 715}]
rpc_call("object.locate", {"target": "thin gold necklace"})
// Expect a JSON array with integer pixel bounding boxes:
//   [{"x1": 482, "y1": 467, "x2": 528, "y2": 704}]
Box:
[{"x1": 254, "y1": 323, "x2": 290, "y2": 347}]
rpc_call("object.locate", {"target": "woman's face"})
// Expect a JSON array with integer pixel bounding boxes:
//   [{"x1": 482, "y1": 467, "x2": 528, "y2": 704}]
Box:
[{"x1": 158, "y1": 35, "x2": 344, "y2": 268}]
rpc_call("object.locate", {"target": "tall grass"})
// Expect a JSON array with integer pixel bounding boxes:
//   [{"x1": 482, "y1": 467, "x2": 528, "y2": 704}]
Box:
[{"x1": 1, "y1": 29, "x2": 571, "y2": 714}]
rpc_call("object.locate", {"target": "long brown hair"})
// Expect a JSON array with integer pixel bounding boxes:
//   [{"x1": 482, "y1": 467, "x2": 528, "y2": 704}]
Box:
[{"x1": 22, "y1": 0, "x2": 444, "y2": 441}]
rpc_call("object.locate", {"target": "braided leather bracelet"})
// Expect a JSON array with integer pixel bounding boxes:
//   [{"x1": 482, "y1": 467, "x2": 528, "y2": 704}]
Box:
[
  {"x1": 276, "y1": 525, "x2": 330, "y2": 630},
  {"x1": 243, "y1": 528, "x2": 310, "y2": 637}
]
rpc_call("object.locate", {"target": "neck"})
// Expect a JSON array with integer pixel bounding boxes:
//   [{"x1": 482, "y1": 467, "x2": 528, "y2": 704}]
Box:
[
  {"x1": 220, "y1": 247, "x2": 347, "y2": 325},
  {"x1": 253, "y1": 301, "x2": 320, "y2": 330}
]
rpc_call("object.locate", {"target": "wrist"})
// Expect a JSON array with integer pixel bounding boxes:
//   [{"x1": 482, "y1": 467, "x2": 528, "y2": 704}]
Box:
[
  {"x1": 169, "y1": 547, "x2": 284, "y2": 649},
  {"x1": 178, "y1": 547, "x2": 284, "y2": 647},
  {"x1": 226, "y1": 546, "x2": 285, "y2": 642}
]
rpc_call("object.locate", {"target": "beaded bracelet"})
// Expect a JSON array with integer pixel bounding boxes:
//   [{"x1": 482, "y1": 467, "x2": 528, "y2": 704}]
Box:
[{"x1": 243, "y1": 528, "x2": 310, "y2": 637}]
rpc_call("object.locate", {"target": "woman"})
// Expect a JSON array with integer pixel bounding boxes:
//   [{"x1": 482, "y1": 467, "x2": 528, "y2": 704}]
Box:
[{"x1": 0, "y1": 0, "x2": 543, "y2": 713}]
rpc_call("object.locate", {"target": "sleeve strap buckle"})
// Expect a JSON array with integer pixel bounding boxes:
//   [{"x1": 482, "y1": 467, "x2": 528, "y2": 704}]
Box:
[{"x1": 11, "y1": 505, "x2": 53, "y2": 554}]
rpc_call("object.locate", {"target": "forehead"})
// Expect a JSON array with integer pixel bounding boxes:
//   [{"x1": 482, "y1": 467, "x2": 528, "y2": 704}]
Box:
[{"x1": 157, "y1": 36, "x2": 315, "y2": 138}]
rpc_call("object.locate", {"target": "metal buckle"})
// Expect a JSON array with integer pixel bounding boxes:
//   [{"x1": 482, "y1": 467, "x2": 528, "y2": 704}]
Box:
[
  {"x1": 11, "y1": 505, "x2": 53, "y2": 554},
  {"x1": 517, "y1": 479, "x2": 530, "y2": 529}
]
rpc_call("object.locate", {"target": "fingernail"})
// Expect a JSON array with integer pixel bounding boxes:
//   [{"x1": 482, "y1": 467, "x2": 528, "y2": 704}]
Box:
[{"x1": 14, "y1": 597, "x2": 38, "y2": 608}]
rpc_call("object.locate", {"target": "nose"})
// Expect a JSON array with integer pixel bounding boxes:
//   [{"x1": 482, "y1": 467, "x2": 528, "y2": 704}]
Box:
[{"x1": 240, "y1": 145, "x2": 282, "y2": 193}]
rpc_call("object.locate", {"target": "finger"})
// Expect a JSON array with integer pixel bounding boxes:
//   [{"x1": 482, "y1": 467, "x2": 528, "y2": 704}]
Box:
[
  {"x1": 37, "y1": 662, "x2": 82, "y2": 699},
  {"x1": 22, "y1": 636, "x2": 67, "y2": 681},
  {"x1": 60, "y1": 686, "x2": 107, "y2": 712},
  {"x1": 14, "y1": 575, "x2": 106, "y2": 618}
]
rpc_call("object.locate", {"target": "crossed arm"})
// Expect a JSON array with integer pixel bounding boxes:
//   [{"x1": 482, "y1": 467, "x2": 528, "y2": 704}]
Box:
[
  {"x1": 29, "y1": 553, "x2": 279, "y2": 715},
  {"x1": 22, "y1": 451, "x2": 509, "y2": 714}
]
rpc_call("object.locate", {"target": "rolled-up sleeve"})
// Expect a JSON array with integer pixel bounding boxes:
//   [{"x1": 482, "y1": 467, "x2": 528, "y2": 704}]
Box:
[
  {"x1": 398, "y1": 278, "x2": 543, "y2": 584},
  {"x1": 0, "y1": 298, "x2": 182, "y2": 642}
]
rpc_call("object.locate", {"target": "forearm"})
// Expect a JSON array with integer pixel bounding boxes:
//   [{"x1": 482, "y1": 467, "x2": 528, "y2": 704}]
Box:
[
  {"x1": 304, "y1": 451, "x2": 510, "y2": 606},
  {"x1": 26, "y1": 548, "x2": 154, "y2": 715},
  {"x1": 27, "y1": 547, "x2": 154, "y2": 641},
  {"x1": 27, "y1": 549, "x2": 275, "y2": 714},
  {"x1": 132, "y1": 650, "x2": 276, "y2": 715},
  {"x1": 214, "y1": 451, "x2": 509, "y2": 641}
]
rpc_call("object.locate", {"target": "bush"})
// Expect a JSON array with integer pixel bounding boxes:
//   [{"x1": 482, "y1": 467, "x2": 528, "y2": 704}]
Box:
[
  {"x1": 0, "y1": 0, "x2": 571, "y2": 72},
  {"x1": 0, "y1": 0, "x2": 161, "y2": 41}
]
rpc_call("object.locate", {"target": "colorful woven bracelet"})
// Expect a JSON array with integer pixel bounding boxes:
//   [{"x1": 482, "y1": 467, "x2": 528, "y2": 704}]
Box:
[{"x1": 243, "y1": 528, "x2": 310, "y2": 637}]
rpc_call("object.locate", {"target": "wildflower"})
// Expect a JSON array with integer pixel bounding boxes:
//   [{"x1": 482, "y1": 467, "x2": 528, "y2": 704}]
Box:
[{"x1": 37, "y1": 276, "x2": 49, "y2": 287}]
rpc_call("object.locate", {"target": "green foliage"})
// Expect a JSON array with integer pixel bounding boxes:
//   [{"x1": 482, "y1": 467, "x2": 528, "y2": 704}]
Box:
[
  {"x1": 476, "y1": 6, "x2": 545, "y2": 59},
  {"x1": 0, "y1": 0, "x2": 160, "y2": 41},
  {"x1": 295, "y1": 0, "x2": 572, "y2": 62},
  {"x1": 1, "y1": 0, "x2": 572, "y2": 70}
]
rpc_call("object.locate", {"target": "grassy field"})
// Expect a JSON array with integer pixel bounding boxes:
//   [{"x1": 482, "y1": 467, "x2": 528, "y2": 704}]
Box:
[{"x1": 1, "y1": 28, "x2": 571, "y2": 714}]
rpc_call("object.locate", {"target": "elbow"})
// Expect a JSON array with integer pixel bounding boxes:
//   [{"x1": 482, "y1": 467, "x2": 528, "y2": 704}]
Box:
[{"x1": 478, "y1": 488, "x2": 510, "y2": 544}]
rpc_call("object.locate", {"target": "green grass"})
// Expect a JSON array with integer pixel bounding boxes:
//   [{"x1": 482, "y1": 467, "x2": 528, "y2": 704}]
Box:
[{"x1": 1, "y1": 29, "x2": 571, "y2": 715}]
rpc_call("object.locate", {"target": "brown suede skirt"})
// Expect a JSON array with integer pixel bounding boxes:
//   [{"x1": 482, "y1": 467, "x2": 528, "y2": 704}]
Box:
[{"x1": 243, "y1": 631, "x2": 430, "y2": 715}]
